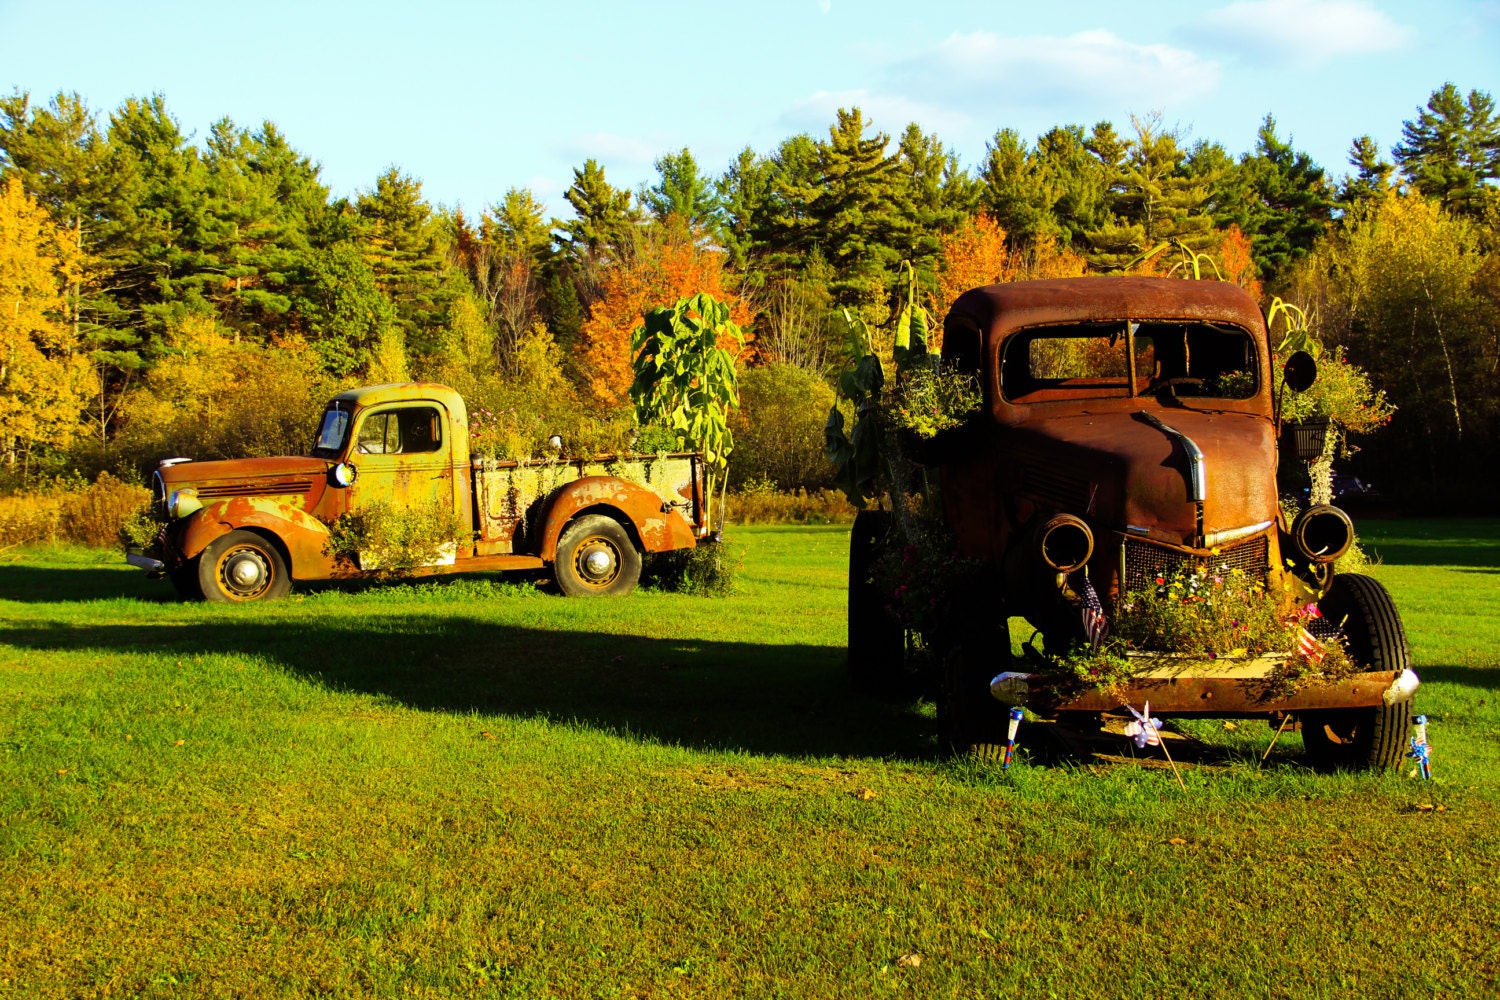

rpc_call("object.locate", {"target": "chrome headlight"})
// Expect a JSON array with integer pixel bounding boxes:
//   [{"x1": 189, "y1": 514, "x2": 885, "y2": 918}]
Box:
[
  {"x1": 167, "y1": 489, "x2": 203, "y2": 520},
  {"x1": 331, "y1": 462, "x2": 357, "y2": 487}
]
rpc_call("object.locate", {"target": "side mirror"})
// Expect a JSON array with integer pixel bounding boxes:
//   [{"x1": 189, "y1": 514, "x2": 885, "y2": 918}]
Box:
[{"x1": 1283, "y1": 351, "x2": 1317, "y2": 393}]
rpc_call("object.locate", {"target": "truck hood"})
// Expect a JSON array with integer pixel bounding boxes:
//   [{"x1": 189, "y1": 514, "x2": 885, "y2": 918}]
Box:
[
  {"x1": 157, "y1": 455, "x2": 329, "y2": 511},
  {"x1": 1006, "y1": 409, "x2": 1278, "y2": 544}
]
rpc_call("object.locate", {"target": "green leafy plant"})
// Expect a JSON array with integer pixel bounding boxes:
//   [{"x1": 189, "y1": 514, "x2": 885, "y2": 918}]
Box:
[
  {"x1": 326, "y1": 500, "x2": 473, "y2": 574},
  {"x1": 642, "y1": 537, "x2": 740, "y2": 596},
  {"x1": 630, "y1": 292, "x2": 745, "y2": 524}
]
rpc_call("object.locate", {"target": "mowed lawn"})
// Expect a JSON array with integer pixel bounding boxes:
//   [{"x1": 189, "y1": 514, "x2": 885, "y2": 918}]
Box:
[{"x1": 0, "y1": 521, "x2": 1496, "y2": 998}]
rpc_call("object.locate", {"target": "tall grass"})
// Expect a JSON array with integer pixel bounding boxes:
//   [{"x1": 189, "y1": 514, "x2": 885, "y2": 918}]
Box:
[{"x1": 0, "y1": 473, "x2": 148, "y2": 549}]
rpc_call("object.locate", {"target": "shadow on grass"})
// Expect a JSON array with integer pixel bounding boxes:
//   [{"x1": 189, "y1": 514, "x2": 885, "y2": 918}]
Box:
[
  {"x1": 1418, "y1": 664, "x2": 1500, "y2": 691},
  {"x1": 0, "y1": 562, "x2": 173, "y2": 604},
  {"x1": 0, "y1": 563, "x2": 934, "y2": 761}
]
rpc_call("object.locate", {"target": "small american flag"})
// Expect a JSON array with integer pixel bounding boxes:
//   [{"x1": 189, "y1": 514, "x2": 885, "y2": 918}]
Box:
[
  {"x1": 1081, "y1": 575, "x2": 1108, "y2": 650},
  {"x1": 1296, "y1": 626, "x2": 1326, "y2": 665}
]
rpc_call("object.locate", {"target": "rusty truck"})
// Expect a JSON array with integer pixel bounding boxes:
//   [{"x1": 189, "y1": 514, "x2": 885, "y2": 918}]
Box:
[
  {"x1": 128, "y1": 383, "x2": 707, "y2": 601},
  {"x1": 848, "y1": 277, "x2": 1418, "y2": 770}
]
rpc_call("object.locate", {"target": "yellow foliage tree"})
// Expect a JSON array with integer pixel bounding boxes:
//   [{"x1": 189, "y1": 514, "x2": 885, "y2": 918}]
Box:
[{"x1": 0, "y1": 176, "x2": 90, "y2": 472}]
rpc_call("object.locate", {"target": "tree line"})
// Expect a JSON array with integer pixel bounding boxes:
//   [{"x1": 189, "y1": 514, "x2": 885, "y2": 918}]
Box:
[{"x1": 1, "y1": 84, "x2": 1496, "y2": 506}]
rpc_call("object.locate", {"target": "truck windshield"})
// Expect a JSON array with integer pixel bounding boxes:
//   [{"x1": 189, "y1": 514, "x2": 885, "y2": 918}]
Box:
[
  {"x1": 1002, "y1": 321, "x2": 1258, "y2": 402},
  {"x1": 313, "y1": 408, "x2": 350, "y2": 455}
]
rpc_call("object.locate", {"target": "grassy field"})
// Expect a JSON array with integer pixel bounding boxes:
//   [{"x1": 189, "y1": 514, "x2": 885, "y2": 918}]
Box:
[{"x1": 1, "y1": 521, "x2": 1496, "y2": 998}]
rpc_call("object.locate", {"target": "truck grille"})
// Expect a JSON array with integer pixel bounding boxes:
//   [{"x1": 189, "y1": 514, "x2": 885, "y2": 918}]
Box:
[
  {"x1": 1020, "y1": 465, "x2": 1091, "y2": 512},
  {"x1": 1122, "y1": 535, "x2": 1269, "y2": 594},
  {"x1": 196, "y1": 480, "x2": 315, "y2": 499}
]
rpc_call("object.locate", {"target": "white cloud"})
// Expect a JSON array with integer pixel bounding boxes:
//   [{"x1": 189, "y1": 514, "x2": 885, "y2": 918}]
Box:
[
  {"x1": 817, "y1": 0, "x2": 832, "y2": 13},
  {"x1": 885, "y1": 29, "x2": 1219, "y2": 115},
  {"x1": 1187, "y1": 0, "x2": 1412, "y2": 65}
]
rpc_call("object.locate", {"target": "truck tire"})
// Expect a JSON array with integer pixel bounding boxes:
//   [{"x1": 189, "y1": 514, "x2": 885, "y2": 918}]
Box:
[
  {"x1": 938, "y1": 644, "x2": 1010, "y2": 761},
  {"x1": 198, "y1": 530, "x2": 291, "y2": 603},
  {"x1": 847, "y1": 510, "x2": 905, "y2": 694},
  {"x1": 1300, "y1": 573, "x2": 1414, "y2": 770},
  {"x1": 555, "y1": 515, "x2": 641, "y2": 596},
  {"x1": 169, "y1": 558, "x2": 203, "y2": 600}
]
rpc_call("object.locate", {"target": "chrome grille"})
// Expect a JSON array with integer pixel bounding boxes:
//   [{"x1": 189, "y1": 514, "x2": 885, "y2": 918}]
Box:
[{"x1": 1122, "y1": 535, "x2": 1269, "y2": 594}]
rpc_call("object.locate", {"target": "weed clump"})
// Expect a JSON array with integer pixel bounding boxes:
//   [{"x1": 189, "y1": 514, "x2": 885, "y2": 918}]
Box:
[{"x1": 643, "y1": 536, "x2": 739, "y2": 596}]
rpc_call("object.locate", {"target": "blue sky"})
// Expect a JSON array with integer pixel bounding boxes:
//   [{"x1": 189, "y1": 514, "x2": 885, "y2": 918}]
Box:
[{"x1": 2, "y1": 0, "x2": 1495, "y2": 218}]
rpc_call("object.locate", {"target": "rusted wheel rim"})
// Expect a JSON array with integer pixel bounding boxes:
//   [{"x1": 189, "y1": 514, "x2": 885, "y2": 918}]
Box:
[
  {"x1": 572, "y1": 536, "x2": 621, "y2": 589},
  {"x1": 217, "y1": 545, "x2": 273, "y2": 600}
]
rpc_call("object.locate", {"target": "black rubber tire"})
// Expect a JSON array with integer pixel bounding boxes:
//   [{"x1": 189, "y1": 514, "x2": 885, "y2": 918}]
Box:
[
  {"x1": 555, "y1": 515, "x2": 642, "y2": 596},
  {"x1": 198, "y1": 530, "x2": 291, "y2": 603},
  {"x1": 847, "y1": 510, "x2": 905, "y2": 694},
  {"x1": 1300, "y1": 573, "x2": 1414, "y2": 770},
  {"x1": 169, "y1": 558, "x2": 203, "y2": 600},
  {"x1": 937, "y1": 644, "x2": 1012, "y2": 761}
]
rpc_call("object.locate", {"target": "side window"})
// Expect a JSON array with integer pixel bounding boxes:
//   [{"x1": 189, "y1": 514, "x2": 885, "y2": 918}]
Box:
[{"x1": 355, "y1": 407, "x2": 443, "y2": 455}]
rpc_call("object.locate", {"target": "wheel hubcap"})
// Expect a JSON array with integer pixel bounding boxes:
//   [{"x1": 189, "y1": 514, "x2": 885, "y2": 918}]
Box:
[
  {"x1": 221, "y1": 548, "x2": 270, "y2": 597},
  {"x1": 575, "y1": 539, "x2": 619, "y2": 586}
]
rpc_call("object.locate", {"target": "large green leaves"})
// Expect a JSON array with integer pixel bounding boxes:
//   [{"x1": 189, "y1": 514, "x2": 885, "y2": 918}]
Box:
[{"x1": 629, "y1": 292, "x2": 743, "y2": 470}]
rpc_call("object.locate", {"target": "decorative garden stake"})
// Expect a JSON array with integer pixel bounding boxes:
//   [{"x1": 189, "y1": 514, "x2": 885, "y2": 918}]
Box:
[
  {"x1": 1407, "y1": 714, "x2": 1432, "y2": 780},
  {"x1": 1002, "y1": 706, "x2": 1024, "y2": 770},
  {"x1": 1125, "y1": 702, "x2": 1186, "y2": 791}
]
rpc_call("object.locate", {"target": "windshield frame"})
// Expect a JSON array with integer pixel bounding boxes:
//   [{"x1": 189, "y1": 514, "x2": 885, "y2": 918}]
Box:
[{"x1": 311, "y1": 405, "x2": 351, "y2": 457}]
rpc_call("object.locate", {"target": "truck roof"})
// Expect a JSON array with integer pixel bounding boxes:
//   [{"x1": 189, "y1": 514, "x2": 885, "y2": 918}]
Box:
[
  {"x1": 327, "y1": 382, "x2": 468, "y2": 420},
  {"x1": 945, "y1": 277, "x2": 1267, "y2": 351}
]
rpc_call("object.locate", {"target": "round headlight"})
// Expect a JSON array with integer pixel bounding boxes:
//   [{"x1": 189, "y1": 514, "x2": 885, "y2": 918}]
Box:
[
  {"x1": 332, "y1": 462, "x2": 357, "y2": 487},
  {"x1": 167, "y1": 489, "x2": 202, "y2": 520}
]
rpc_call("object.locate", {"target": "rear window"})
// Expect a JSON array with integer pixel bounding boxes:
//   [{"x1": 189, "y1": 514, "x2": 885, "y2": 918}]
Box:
[{"x1": 1001, "y1": 321, "x2": 1258, "y2": 402}]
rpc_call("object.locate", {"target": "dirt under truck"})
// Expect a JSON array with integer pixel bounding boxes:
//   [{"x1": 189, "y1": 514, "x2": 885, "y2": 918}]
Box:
[
  {"x1": 848, "y1": 277, "x2": 1420, "y2": 770},
  {"x1": 128, "y1": 383, "x2": 708, "y2": 601}
]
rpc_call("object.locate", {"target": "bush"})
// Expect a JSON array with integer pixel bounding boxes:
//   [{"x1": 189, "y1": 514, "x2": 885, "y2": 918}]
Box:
[
  {"x1": 0, "y1": 472, "x2": 150, "y2": 549},
  {"x1": 642, "y1": 538, "x2": 739, "y2": 596},
  {"x1": 728, "y1": 363, "x2": 838, "y2": 491},
  {"x1": 724, "y1": 480, "x2": 860, "y2": 525}
]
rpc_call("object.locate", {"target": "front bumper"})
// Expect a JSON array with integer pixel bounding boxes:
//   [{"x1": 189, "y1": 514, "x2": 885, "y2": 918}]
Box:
[
  {"x1": 126, "y1": 553, "x2": 165, "y2": 573},
  {"x1": 991, "y1": 657, "x2": 1420, "y2": 716}
]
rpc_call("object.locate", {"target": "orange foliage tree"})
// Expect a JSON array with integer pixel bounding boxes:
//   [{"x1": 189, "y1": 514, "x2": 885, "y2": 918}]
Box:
[
  {"x1": 1216, "y1": 224, "x2": 1264, "y2": 301},
  {"x1": 578, "y1": 219, "x2": 751, "y2": 406},
  {"x1": 935, "y1": 214, "x2": 1087, "y2": 346}
]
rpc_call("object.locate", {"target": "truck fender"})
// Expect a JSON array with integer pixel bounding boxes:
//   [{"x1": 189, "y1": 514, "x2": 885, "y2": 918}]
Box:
[
  {"x1": 537, "y1": 476, "x2": 697, "y2": 560},
  {"x1": 175, "y1": 497, "x2": 336, "y2": 581}
]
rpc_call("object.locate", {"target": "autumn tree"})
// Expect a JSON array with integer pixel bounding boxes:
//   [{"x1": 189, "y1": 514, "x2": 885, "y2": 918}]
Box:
[
  {"x1": 577, "y1": 221, "x2": 749, "y2": 407},
  {"x1": 0, "y1": 176, "x2": 90, "y2": 478}
]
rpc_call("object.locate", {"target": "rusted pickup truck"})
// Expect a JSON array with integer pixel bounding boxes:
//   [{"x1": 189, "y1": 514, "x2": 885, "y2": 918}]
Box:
[
  {"x1": 849, "y1": 277, "x2": 1417, "y2": 770},
  {"x1": 128, "y1": 383, "x2": 707, "y2": 601}
]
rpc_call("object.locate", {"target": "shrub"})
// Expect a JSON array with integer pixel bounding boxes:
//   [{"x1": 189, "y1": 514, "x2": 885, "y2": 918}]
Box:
[
  {"x1": 327, "y1": 500, "x2": 473, "y2": 573},
  {"x1": 642, "y1": 538, "x2": 739, "y2": 596},
  {"x1": 728, "y1": 362, "x2": 838, "y2": 491},
  {"x1": 0, "y1": 472, "x2": 150, "y2": 549},
  {"x1": 723, "y1": 480, "x2": 860, "y2": 525}
]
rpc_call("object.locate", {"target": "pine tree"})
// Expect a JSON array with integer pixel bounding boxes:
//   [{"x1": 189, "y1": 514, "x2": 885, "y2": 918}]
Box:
[
  {"x1": 1211, "y1": 116, "x2": 1332, "y2": 281},
  {"x1": 643, "y1": 147, "x2": 722, "y2": 233},
  {"x1": 1340, "y1": 135, "x2": 1394, "y2": 204},
  {"x1": 1393, "y1": 83, "x2": 1500, "y2": 216}
]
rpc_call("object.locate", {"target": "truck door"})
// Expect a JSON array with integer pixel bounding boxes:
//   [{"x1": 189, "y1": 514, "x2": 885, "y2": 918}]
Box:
[{"x1": 347, "y1": 402, "x2": 456, "y2": 563}]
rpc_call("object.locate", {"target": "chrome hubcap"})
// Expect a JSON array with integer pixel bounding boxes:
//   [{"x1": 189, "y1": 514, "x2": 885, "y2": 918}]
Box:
[{"x1": 222, "y1": 549, "x2": 269, "y2": 596}]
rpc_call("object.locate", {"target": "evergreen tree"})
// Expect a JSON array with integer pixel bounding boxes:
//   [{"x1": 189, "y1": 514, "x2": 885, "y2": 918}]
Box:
[
  {"x1": 978, "y1": 129, "x2": 1054, "y2": 242},
  {"x1": 1340, "y1": 135, "x2": 1394, "y2": 204},
  {"x1": 1393, "y1": 83, "x2": 1500, "y2": 216},
  {"x1": 643, "y1": 147, "x2": 721, "y2": 233},
  {"x1": 1084, "y1": 114, "x2": 1216, "y2": 270},
  {"x1": 354, "y1": 167, "x2": 451, "y2": 354},
  {"x1": 716, "y1": 145, "x2": 777, "y2": 272},
  {"x1": 1211, "y1": 116, "x2": 1332, "y2": 280}
]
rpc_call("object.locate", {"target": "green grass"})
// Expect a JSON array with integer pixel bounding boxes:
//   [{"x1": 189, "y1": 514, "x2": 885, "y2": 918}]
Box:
[{"x1": 1, "y1": 522, "x2": 1497, "y2": 998}]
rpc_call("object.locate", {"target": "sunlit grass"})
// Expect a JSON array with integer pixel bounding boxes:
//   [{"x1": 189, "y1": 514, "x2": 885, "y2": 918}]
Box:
[{"x1": 0, "y1": 523, "x2": 1496, "y2": 997}]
